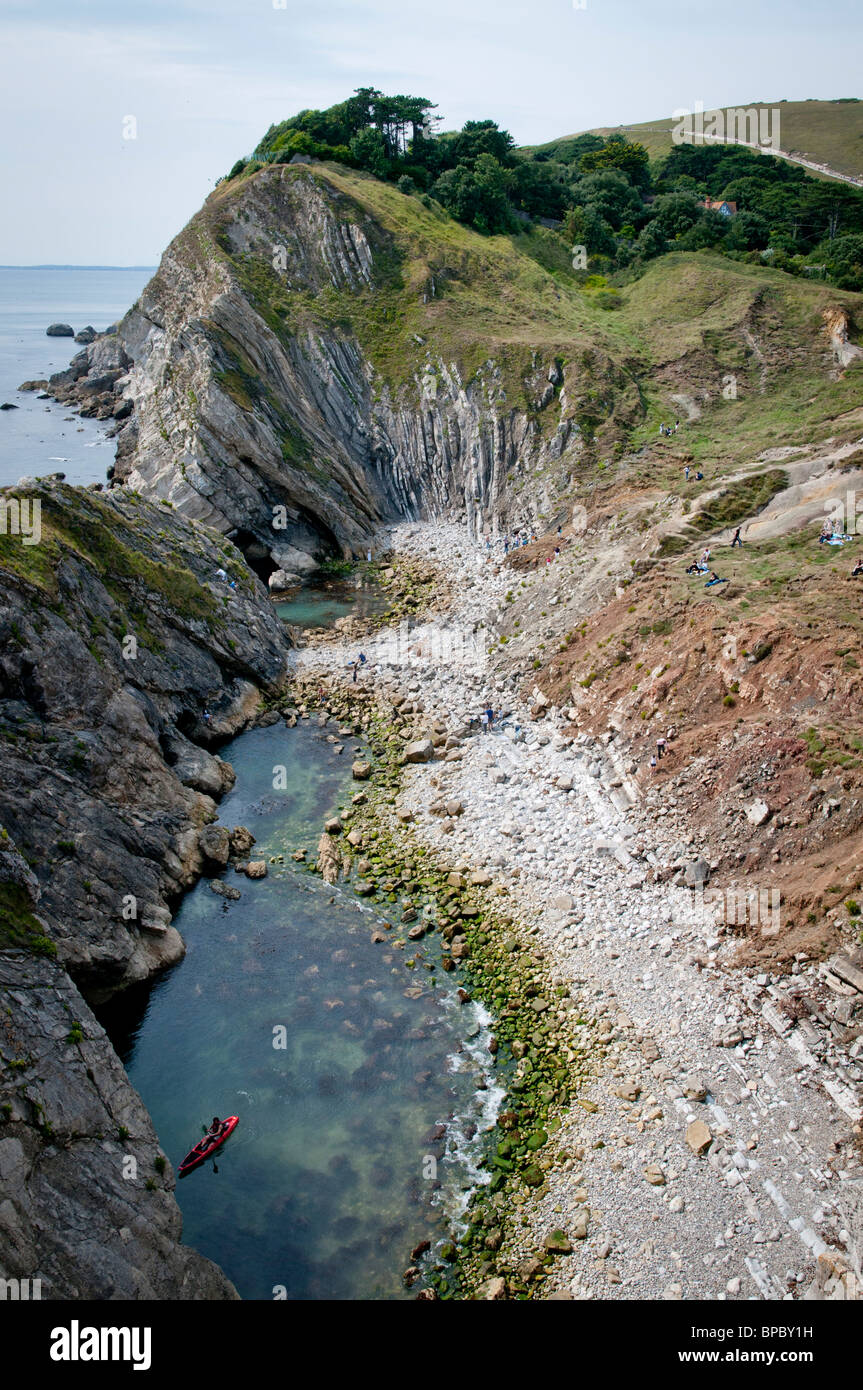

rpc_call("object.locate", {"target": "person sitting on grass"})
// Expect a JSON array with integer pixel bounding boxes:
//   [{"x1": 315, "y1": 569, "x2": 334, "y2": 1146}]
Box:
[
  {"x1": 704, "y1": 571, "x2": 729, "y2": 588},
  {"x1": 851, "y1": 557, "x2": 863, "y2": 577}
]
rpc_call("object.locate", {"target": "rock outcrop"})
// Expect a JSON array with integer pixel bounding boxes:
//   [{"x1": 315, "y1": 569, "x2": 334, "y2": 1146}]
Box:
[
  {"x1": 823, "y1": 304, "x2": 863, "y2": 369},
  {"x1": 45, "y1": 165, "x2": 639, "y2": 573},
  {"x1": 0, "y1": 480, "x2": 294, "y2": 1298},
  {"x1": 0, "y1": 948, "x2": 238, "y2": 1300},
  {"x1": 0, "y1": 479, "x2": 290, "y2": 999}
]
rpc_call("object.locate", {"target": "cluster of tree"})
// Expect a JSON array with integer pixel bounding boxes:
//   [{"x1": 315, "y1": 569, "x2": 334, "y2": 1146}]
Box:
[{"x1": 226, "y1": 90, "x2": 863, "y2": 290}]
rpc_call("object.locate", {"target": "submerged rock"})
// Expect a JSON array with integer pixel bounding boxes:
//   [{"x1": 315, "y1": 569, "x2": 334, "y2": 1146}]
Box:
[{"x1": 230, "y1": 826, "x2": 256, "y2": 854}]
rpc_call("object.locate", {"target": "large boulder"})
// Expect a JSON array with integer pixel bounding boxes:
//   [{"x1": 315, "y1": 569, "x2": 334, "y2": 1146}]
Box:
[
  {"x1": 198, "y1": 825, "x2": 231, "y2": 866},
  {"x1": 683, "y1": 857, "x2": 710, "y2": 887},
  {"x1": 268, "y1": 569, "x2": 302, "y2": 592},
  {"x1": 317, "y1": 832, "x2": 340, "y2": 884},
  {"x1": 46, "y1": 323, "x2": 74, "y2": 337},
  {"x1": 230, "y1": 826, "x2": 256, "y2": 854},
  {"x1": 167, "y1": 736, "x2": 235, "y2": 797},
  {"x1": 404, "y1": 739, "x2": 434, "y2": 763}
]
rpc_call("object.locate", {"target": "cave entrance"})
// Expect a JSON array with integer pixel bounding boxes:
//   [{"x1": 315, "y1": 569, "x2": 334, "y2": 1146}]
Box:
[{"x1": 230, "y1": 529, "x2": 278, "y2": 584}]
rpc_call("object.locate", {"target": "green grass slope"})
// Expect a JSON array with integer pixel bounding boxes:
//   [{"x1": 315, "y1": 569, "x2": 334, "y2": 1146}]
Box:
[{"x1": 538, "y1": 99, "x2": 863, "y2": 180}]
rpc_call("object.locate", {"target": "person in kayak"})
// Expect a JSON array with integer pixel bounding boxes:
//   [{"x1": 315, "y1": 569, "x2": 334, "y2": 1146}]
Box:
[{"x1": 202, "y1": 1117, "x2": 226, "y2": 1149}]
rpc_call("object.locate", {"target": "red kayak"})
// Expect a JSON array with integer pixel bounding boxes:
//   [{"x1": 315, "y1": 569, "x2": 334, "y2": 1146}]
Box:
[{"x1": 178, "y1": 1116, "x2": 239, "y2": 1178}]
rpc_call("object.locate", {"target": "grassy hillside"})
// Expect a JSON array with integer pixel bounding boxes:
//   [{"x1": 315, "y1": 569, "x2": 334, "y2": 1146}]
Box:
[
  {"x1": 534, "y1": 99, "x2": 863, "y2": 180},
  {"x1": 209, "y1": 163, "x2": 619, "y2": 382},
  {"x1": 201, "y1": 163, "x2": 863, "y2": 486}
]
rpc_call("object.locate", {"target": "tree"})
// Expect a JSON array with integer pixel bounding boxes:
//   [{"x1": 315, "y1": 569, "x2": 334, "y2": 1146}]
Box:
[
  {"x1": 649, "y1": 191, "x2": 704, "y2": 240},
  {"x1": 510, "y1": 160, "x2": 568, "y2": 218},
  {"x1": 635, "y1": 221, "x2": 668, "y2": 259},
  {"x1": 349, "y1": 128, "x2": 389, "y2": 177},
  {"x1": 569, "y1": 170, "x2": 642, "y2": 230},
  {"x1": 433, "y1": 154, "x2": 513, "y2": 233},
  {"x1": 580, "y1": 136, "x2": 651, "y2": 189}
]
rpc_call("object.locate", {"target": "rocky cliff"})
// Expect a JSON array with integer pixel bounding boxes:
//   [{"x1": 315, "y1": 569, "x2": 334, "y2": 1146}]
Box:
[
  {"x1": 0, "y1": 934, "x2": 238, "y2": 1300},
  {"x1": 50, "y1": 164, "x2": 642, "y2": 580},
  {"x1": 0, "y1": 479, "x2": 291, "y2": 1297}
]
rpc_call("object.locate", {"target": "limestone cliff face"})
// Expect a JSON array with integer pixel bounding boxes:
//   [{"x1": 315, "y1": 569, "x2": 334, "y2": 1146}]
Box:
[{"x1": 88, "y1": 165, "x2": 633, "y2": 573}]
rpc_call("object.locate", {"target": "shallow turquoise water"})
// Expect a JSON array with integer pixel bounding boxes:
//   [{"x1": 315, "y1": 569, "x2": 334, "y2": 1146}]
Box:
[
  {"x1": 274, "y1": 578, "x2": 387, "y2": 630},
  {"x1": 100, "y1": 721, "x2": 499, "y2": 1300}
]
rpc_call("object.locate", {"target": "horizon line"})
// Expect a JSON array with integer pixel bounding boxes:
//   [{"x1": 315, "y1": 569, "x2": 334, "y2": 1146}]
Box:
[{"x1": 0, "y1": 264, "x2": 157, "y2": 270}]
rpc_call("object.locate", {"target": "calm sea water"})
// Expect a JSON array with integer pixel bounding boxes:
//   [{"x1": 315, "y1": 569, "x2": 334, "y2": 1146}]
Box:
[
  {"x1": 275, "y1": 578, "x2": 389, "y2": 629},
  {"x1": 0, "y1": 266, "x2": 153, "y2": 487},
  {"x1": 99, "y1": 721, "x2": 502, "y2": 1300}
]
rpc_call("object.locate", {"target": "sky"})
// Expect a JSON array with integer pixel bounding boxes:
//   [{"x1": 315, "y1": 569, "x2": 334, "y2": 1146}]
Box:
[{"x1": 1, "y1": 0, "x2": 861, "y2": 264}]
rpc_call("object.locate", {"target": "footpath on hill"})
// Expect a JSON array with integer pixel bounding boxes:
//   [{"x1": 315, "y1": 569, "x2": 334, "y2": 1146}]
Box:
[{"x1": 291, "y1": 521, "x2": 863, "y2": 1301}]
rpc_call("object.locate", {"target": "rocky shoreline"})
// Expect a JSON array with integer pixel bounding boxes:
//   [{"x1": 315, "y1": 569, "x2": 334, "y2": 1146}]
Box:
[
  {"x1": 0, "y1": 479, "x2": 293, "y2": 1299},
  {"x1": 291, "y1": 521, "x2": 863, "y2": 1301},
  {"x1": 284, "y1": 669, "x2": 587, "y2": 1298}
]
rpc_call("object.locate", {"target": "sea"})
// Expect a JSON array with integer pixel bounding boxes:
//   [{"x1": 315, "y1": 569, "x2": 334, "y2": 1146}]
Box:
[{"x1": 0, "y1": 266, "x2": 154, "y2": 489}]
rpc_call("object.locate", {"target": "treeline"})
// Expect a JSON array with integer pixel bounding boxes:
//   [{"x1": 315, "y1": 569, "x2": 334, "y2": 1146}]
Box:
[{"x1": 225, "y1": 88, "x2": 863, "y2": 291}]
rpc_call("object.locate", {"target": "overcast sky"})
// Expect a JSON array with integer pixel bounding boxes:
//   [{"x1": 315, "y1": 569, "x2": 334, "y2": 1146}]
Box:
[{"x1": 1, "y1": 0, "x2": 860, "y2": 264}]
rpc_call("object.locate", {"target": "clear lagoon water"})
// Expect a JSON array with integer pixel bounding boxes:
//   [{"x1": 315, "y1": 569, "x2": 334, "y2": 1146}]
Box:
[
  {"x1": 98, "y1": 721, "x2": 502, "y2": 1300},
  {"x1": 274, "y1": 578, "x2": 389, "y2": 630},
  {"x1": 0, "y1": 266, "x2": 153, "y2": 487}
]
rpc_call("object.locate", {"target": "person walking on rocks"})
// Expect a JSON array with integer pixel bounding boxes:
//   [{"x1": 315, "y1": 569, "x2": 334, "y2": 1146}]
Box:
[
  {"x1": 731, "y1": 526, "x2": 742, "y2": 547},
  {"x1": 351, "y1": 662, "x2": 358, "y2": 684},
  {"x1": 650, "y1": 754, "x2": 657, "y2": 772},
  {"x1": 656, "y1": 735, "x2": 667, "y2": 758}
]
